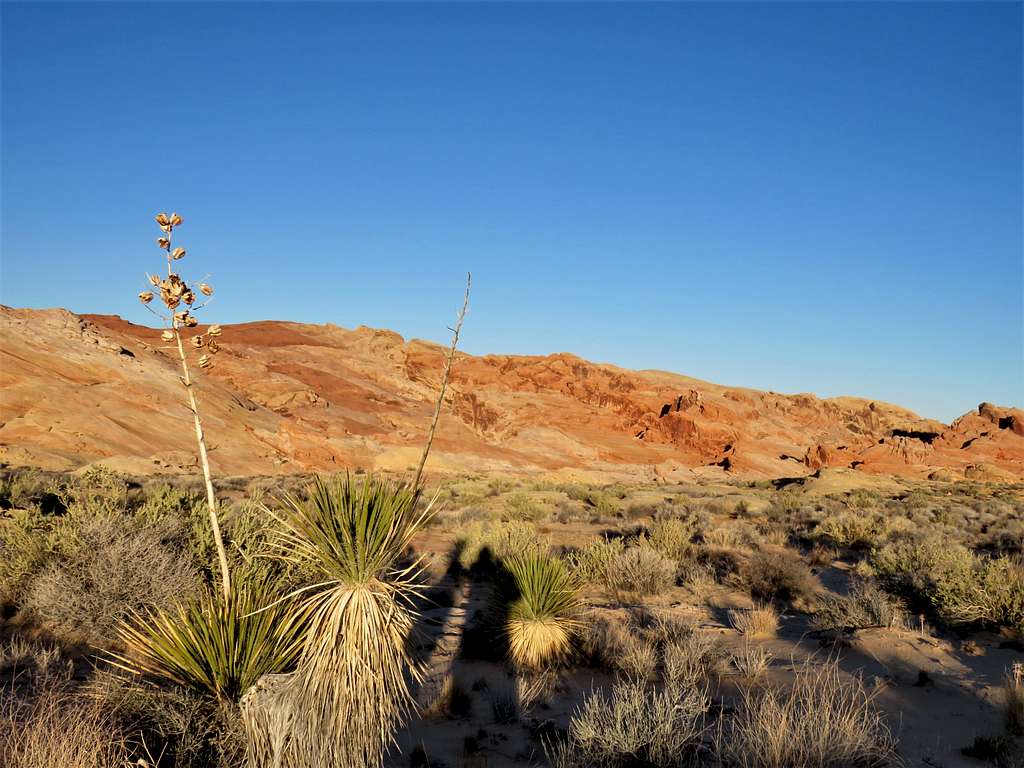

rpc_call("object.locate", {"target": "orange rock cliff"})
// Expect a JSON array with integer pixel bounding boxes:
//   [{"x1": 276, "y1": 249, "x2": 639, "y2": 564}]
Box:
[{"x1": 1, "y1": 306, "x2": 1021, "y2": 481}]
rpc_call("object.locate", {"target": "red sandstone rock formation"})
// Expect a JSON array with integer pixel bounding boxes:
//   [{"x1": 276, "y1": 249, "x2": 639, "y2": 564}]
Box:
[{"x1": 1, "y1": 306, "x2": 1020, "y2": 481}]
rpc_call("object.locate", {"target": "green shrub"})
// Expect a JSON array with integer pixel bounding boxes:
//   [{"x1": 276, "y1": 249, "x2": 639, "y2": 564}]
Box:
[
  {"x1": 454, "y1": 519, "x2": 542, "y2": 571},
  {"x1": 646, "y1": 513, "x2": 701, "y2": 560},
  {"x1": 567, "y1": 537, "x2": 626, "y2": 584},
  {"x1": 0, "y1": 470, "x2": 48, "y2": 511},
  {"x1": 504, "y1": 492, "x2": 546, "y2": 522},
  {"x1": 0, "y1": 508, "x2": 54, "y2": 606},
  {"x1": 873, "y1": 538, "x2": 1024, "y2": 631}
]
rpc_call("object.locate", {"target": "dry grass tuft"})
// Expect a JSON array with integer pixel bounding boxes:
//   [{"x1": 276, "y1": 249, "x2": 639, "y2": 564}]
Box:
[
  {"x1": 731, "y1": 641, "x2": 773, "y2": 681},
  {"x1": 717, "y1": 656, "x2": 897, "y2": 768},
  {"x1": 0, "y1": 686, "x2": 131, "y2": 768},
  {"x1": 662, "y1": 631, "x2": 724, "y2": 688},
  {"x1": 1007, "y1": 663, "x2": 1024, "y2": 736},
  {"x1": 729, "y1": 603, "x2": 780, "y2": 638},
  {"x1": 607, "y1": 545, "x2": 677, "y2": 597},
  {"x1": 548, "y1": 679, "x2": 709, "y2": 768}
]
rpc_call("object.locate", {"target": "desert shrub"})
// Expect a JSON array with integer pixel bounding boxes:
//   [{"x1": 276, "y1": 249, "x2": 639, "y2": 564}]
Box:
[
  {"x1": 0, "y1": 470, "x2": 49, "y2": 511},
  {"x1": 767, "y1": 490, "x2": 805, "y2": 518},
  {"x1": 563, "y1": 485, "x2": 621, "y2": 518},
  {"x1": 812, "y1": 580, "x2": 906, "y2": 633},
  {"x1": 0, "y1": 508, "x2": 54, "y2": 606},
  {"x1": 730, "y1": 641, "x2": 773, "y2": 681},
  {"x1": 815, "y1": 512, "x2": 881, "y2": 549},
  {"x1": 548, "y1": 679, "x2": 709, "y2": 768},
  {"x1": 716, "y1": 656, "x2": 897, "y2": 768},
  {"x1": 645, "y1": 610, "x2": 697, "y2": 647},
  {"x1": 873, "y1": 538, "x2": 1024, "y2": 631},
  {"x1": 0, "y1": 638, "x2": 68, "y2": 693},
  {"x1": 24, "y1": 514, "x2": 201, "y2": 645},
  {"x1": 496, "y1": 552, "x2": 582, "y2": 669},
  {"x1": 617, "y1": 636, "x2": 658, "y2": 680},
  {"x1": 579, "y1": 613, "x2": 632, "y2": 669},
  {"x1": 505, "y1": 492, "x2": 546, "y2": 522},
  {"x1": 703, "y1": 522, "x2": 758, "y2": 549},
  {"x1": 87, "y1": 669, "x2": 245, "y2": 768},
  {"x1": 606, "y1": 546, "x2": 677, "y2": 597},
  {"x1": 738, "y1": 547, "x2": 815, "y2": 604},
  {"x1": 807, "y1": 543, "x2": 837, "y2": 568},
  {"x1": 454, "y1": 519, "x2": 542, "y2": 571},
  {"x1": 567, "y1": 536, "x2": 626, "y2": 584},
  {"x1": 60, "y1": 465, "x2": 129, "y2": 518},
  {"x1": 0, "y1": 686, "x2": 132, "y2": 768},
  {"x1": 646, "y1": 513, "x2": 702, "y2": 560},
  {"x1": 729, "y1": 604, "x2": 779, "y2": 637},
  {"x1": 662, "y1": 631, "x2": 724, "y2": 688}
]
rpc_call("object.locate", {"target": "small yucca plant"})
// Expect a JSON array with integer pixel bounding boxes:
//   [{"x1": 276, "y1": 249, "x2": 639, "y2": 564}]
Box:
[
  {"x1": 112, "y1": 576, "x2": 306, "y2": 704},
  {"x1": 500, "y1": 552, "x2": 582, "y2": 670},
  {"x1": 260, "y1": 474, "x2": 437, "y2": 768}
]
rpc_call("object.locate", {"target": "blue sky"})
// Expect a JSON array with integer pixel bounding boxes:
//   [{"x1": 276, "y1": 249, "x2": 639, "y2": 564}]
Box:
[{"x1": 2, "y1": 2, "x2": 1021, "y2": 423}]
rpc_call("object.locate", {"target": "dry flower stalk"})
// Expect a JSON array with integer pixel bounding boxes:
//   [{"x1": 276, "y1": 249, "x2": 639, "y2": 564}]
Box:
[
  {"x1": 412, "y1": 273, "x2": 470, "y2": 491},
  {"x1": 141, "y1": 212, "x2": 231, "y2": 599}
]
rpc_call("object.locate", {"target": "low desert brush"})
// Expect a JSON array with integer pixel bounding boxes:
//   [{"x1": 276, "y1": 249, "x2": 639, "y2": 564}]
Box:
[
  {"x1": 25, "y1": 513, "x2": 201, "y2": 646},
  {"x1": 646, "y1": 512, "x2": 703, "y2": 560},
  {"x1": 873, "y1": 537, "x2": 1024, "y2": 631},
  {"x1": 716, "y1": 656, "x2": 897, "y2": 768},
  {"x1": 606, "y1": 544, "x2": 677, "y2": 597},
  {"x1": 812, "y1": 579, "x2": 906, "y2": 633},
  {"x1": 548, "y1": 679, "x2": 709, "y2": 768},
  {"x1": 498, "y1": 552, "x2": 582, "y2": 669},
  {"x1": 454, "y1": 518, "x2": 542, "y2": 571},
  {"x1": 566, "y1": 536, "x2": 626, "y2": 584},
  {"x1": 662, "y1": 631, "x2": 724, "y2": 688},
  {"x1": 738, "y1": 546, "x2": 816, "y2": 604},
  {"x1": 0, "y1": 686, "x2": 132, "y2": 768},
  {"x1": 730, "y1": 641, "x2": 773, "y2": 681}
]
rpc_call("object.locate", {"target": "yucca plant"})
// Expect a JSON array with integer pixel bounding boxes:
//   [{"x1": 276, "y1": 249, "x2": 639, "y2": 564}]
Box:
[
  {"x1": 258, "y1": 474, "x2": 437, "y2": 768},
  {"x1": 138, "y1": 211, "x2": 231, "y2": 598},
  {"x1": 112, "y1": 575, "x2": 306, "y2": 705},
  {"x1": 499, "y1": 552, "x2": 582, "y2": 669}
]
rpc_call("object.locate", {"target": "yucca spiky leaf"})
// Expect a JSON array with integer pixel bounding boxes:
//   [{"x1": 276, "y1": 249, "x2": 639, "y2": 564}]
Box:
[
  {"x1": 501, "y1": 552, "x2": 582, "y2": 669},
  {"x1": 112, "y1": 576, "x2": 306, "y2": 703},
  {"x1": 263, "y1": 474, "x2": 437, "y2": 768}
]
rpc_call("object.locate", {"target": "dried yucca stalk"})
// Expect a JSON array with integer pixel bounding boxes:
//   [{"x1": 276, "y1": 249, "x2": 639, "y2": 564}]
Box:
[{"x1": 140, "y1": 212, "x2": 230, "y2": 598}]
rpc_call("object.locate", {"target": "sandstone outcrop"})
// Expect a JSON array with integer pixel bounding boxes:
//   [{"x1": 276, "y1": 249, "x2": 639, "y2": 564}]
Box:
[{"x1": 1, "y1": 306, "x2": 1021, "y2": 481}]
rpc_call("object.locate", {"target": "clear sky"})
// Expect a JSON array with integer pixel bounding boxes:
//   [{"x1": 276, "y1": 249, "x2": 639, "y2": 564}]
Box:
[{"x1": 2, "y1": 2, "x2": 1021, "y2": 423}]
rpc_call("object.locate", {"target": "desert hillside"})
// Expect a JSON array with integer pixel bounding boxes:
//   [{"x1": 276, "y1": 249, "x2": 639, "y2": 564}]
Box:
[{"x1": 1, "y1": 305, "x2": 1021, "y2": 480}]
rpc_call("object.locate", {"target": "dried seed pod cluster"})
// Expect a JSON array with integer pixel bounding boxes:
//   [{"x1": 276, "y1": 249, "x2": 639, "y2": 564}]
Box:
[{"x1": 140, "y1": 212, "x2": 223, "y2": 369}]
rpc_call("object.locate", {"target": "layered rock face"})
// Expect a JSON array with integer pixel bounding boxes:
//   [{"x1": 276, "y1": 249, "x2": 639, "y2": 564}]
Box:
[{"x1": 1, "y1": 306, "x2": 1021, "y2": 481}]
